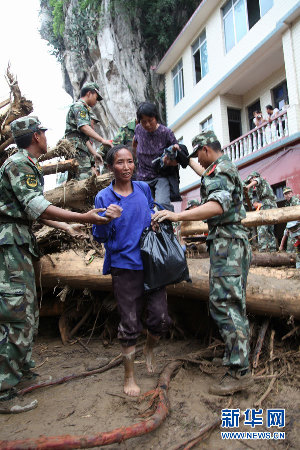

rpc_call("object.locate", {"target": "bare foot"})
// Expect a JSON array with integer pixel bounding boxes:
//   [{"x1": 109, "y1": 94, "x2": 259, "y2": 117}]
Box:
[
  {"x1": 143, "y1": 346, "x2": 156, "y2": 373},
  {"x1": 124, "y1": 376, "x2": 141, "y2": 397}
]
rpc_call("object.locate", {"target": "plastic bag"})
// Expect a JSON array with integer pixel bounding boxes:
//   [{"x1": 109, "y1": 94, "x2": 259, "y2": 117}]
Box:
[{"x1": 140, "y1": 220, "x2": 191, "y2": 292}]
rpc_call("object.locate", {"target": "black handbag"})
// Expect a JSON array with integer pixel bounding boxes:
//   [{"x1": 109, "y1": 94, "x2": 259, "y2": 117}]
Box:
[{"x1": 140, "y1": 220, "x2": 191, "y2": 292}]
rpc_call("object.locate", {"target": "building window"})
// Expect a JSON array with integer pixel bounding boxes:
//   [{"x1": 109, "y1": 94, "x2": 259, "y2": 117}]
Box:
[
  {"x1": 272, "y1": 181, "x2": 286, "y2": 204},
  {"x1": 222, "y1": 0, "x2": 273, "y2": 53},
  {"x1": 200, "y1": 116, "x2": 213, "y2": 133},
  {"x1": 172, "y1": 60, "x2": 184, "y2": 105},
  {"x1": 272, "y1": 81, "x2": 289, "y2": 110},
  {"x1": 192, "y1": 29, "x2": 209, "y2": 84}
]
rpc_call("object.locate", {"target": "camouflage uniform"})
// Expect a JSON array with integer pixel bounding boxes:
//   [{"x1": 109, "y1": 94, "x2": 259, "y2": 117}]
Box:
[
  {"x1": 284, "y1": 194, "x2": 300, "y2": 252},
  {"x1": 289, "y1": 222, "x2": 300, "y2": 268},
  {"x1": 249, "y1": 172, "x2": 277, "y2": 252},
  {"x1": 0, "y1": 117, "x2": 51, "y2": 394},
  {"x1": 65, "y1": 99, "x2": 93, "y2": 180},
  {"x1": 192, "y1": 132, "x2": 251, "y2": 372}
]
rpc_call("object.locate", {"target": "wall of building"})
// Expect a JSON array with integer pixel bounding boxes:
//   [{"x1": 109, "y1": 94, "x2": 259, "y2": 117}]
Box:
[{"x1": 164, "y1": 0, "x2": 298, "y2": 130}]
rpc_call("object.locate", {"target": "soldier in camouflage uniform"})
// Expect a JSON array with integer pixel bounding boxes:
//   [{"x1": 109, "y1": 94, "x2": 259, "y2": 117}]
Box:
[
  {"x1": 65, "y1": 82, "x2": 112, "y2": 180},
  {"x1": 245, "y1": 172, "x2": 277, "y2": 252},
  {"x1": 153, "y1": 131, "x2": 253, "y2": 396},
  {"x1": 289, "y1": 222, "x2": 300, "y2": 268},
  {"x1": 0, "y1": 116, "x2": 119, "y2": 402},
  {"x1": 279, "y1": 187, "x2": 300, "y2": 252}
]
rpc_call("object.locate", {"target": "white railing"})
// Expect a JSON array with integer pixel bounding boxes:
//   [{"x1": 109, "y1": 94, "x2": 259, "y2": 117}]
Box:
[{"x1": 223, "y1": 111, "x2": 289, "y2": 162}]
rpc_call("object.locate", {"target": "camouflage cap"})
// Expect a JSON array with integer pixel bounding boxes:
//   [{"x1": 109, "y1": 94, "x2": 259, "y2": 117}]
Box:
[
  {"x1": 190, "y1": 130, "x2": 219, "y2": 158},
  {"x1": 287, "y1": 221, "x2": 300, "y2": 238},
  {"x1": 283, "y1": 187, "x2": 292, "y2": 194},
  {"x1": 185, "y1": 199, "x2": 200, "y2": 210},
  {"x1": 250, "y1": 171, "x2": 260, "y2": 178},
  {"x1": 82, "y1": 82, "x2": 103, "y2": 101},
  {"x1": 10, "y1": 115, "x2": 47, "y2": 139}
]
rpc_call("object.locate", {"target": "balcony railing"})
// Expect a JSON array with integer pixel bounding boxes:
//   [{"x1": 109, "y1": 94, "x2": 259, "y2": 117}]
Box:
[{"x1": 223, "y1": 110, "x2": 289, "y2": 162}]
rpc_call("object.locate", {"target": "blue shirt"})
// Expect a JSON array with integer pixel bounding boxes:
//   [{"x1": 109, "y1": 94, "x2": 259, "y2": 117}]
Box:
[{"x1": 92, "y1": 181, "x2": 154, "y2": 274}]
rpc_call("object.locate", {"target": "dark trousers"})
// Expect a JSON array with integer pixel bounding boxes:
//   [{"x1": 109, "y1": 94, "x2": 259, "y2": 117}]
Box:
[{"x1": 111, "y1": 268, "x2": 172, "y2": 346}]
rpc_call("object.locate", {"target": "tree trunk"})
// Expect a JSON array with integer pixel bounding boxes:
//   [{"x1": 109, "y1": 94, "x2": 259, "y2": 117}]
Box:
[
  {"x1": 41, "y1": 159, "x2": 79, "y2": 176},
  {"x1": 44, "y1": 173, "x2": 112, "y2": 210},
  {"x1": 36, "y1": 251, "x2": 300, "y2": 319},
  {"x1": 186, "y1": 251, "x2": 296, "y2": 266},
  {"x1": 181, "y1": 205, "x2": 300, "y2": 236}
]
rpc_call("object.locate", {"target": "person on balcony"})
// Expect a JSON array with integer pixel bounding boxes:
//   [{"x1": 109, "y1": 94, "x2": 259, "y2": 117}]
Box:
[
  {"x1": 266, "y1": 104, "x2": 280, "y2": 141},
  {"x1": 245, "y1": 172, "x2": 277, "y2": 252},
  {"x1": 252, "y1": 110, "x2": 266, "y2": 128},
  {"x1": 279, "y1": 187, "x2": 300, "y2": 252}
]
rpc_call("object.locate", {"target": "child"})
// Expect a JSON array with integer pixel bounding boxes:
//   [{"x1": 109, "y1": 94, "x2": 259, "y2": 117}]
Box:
[{"x1": 93, "y1": 145, "x2": 171, "y2": 396}]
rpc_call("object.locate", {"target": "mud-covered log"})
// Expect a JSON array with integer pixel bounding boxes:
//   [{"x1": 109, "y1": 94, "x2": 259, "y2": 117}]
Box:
[
  {"x1": 38, "y1": 139, "x2": 77, "y2": 163},
  {"x1": 44, "y1": 173, "x2": 112, "y2": 210},
  {"x1": 181, "y1": 205, "x2": 300, "y2": 236},
  {"x1": 36, "y1": 251, "x2": 300, "y2": 319},
  {"x1": 41, "y1": 159, "x2": 79, "y2": 176},
  {"x1": 186, "y1": 251, "x2": 296, "y2": 267}
]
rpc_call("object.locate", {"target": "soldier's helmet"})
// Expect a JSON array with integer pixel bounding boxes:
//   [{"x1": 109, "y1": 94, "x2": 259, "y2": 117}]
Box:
[
  {"x1": 185, "y1": 199, "x2": 200, "y2": 210},
  {"x1": 190, "y1": 130, "x2": 219, "y2": 158},
  {"x1": 10, "y1": 116, "x2": 47, "y2": 139},
  {"x1": 82, "y1": 81, "x2": 103, "y2": 101},
  {"x1": 283, "y1": 187, "x2": 292, "y2": 194}
]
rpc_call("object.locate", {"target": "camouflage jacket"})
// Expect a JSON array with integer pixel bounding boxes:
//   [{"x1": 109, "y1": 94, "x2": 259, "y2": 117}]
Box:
[
  {"x1": 285, "y1": 195, "x2": 300, "y2": 207},
  {"x1": 112, "y1": 119, "x2": 136, "y2": 146},
  {"x1": 200, "y1": 154, "x2": 248, "y2": 240},
  {"x1": 251, "y1": 176, "x2": 277, "y2": 208},
  {"x1": 0, "y1": 149, "x2": 51, "y2": 256},
  {"x1": 65, "y1": 99, "x2": 92, "y2": 151}
]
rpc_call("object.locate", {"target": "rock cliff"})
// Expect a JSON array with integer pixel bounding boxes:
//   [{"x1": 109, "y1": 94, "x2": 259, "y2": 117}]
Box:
[{"x1": 39, "y1": 0, "x2": 199, "y2": 138}]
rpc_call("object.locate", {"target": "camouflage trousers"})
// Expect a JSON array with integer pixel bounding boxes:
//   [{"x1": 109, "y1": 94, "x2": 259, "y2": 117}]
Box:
[
  {"x1": 257, "y1": 205, "x2": 277, "y2": 252},
  {"x1": 74, "y1": 148, "x2": 93, "y2": 180},
  {"x1": 0, "y1": 244, "x2": 38, "y2": 392},
  {"x1": 208, "y1": 237, "x2": 251, "y2": 371},
  {"x1": 286, "y1": 235, "x2": 297, "y2": 253}
]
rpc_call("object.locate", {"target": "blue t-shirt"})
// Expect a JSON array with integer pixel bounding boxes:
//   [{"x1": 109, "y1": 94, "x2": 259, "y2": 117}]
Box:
[{"x1": 92, "y1": 181, "x2": 154, "y2": 274}]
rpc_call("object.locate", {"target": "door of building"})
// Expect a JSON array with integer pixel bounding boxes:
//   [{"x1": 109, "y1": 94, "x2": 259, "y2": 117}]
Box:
[
  {"x1": 227, "y1": 108, "x2": 242, "y2": 142},
  {"x1": 248, "y1": 99, "x2": 261, "y2": 130}
]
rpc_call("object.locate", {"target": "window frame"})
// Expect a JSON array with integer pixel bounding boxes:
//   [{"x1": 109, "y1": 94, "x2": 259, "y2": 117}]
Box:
[
  {"x1": 191, "y1": 29, "x2": 209, "y2": 85},
  {"x1": 200, "y1": 115, "x2": 213, "y2": 133},
  {"x1": 172, "y1": 59, "x2": 185, "y2": 106}
]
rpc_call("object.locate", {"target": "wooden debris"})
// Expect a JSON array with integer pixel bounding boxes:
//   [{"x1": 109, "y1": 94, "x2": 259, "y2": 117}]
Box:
[
  {"x1": 181, "y1": 205, "x2": 300, "y2": 235},
  {"x1": 172, "y1": 418, "x2": 221, "y2": 450},
  {"x1": 281, "y1": 325, "x2": 300, "y2": 341},
  {"x1": 41, "y1": 159, "x2": 79, "y2": 176},
  {"x1": 253, "y1": 319, "x2": 270, "y2": 369},
  {"x1": 38, "y1": 139, "x2": 77, "y2": 163}
]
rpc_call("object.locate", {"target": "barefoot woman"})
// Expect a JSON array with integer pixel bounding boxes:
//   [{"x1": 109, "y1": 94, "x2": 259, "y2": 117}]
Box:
[{"x1": 93, "y1": 145, "x2": 171, "y2": 396}]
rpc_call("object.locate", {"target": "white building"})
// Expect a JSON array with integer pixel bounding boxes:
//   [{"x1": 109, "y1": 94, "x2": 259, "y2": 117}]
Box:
[{"x1": 156, "y1": 0, "x2": 300, "y2": 196}]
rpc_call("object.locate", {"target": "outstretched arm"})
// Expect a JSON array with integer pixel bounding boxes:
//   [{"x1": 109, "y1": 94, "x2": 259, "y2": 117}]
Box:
[
  {"x1": 152, "y1": 201, "x2": 223, "y2": 223},
  {"x1": 80, "y1": 124, "x2": 112, "y2": 148},
  {"x1": 189, "y1": 158, "x2": 205, "y2": 176}
]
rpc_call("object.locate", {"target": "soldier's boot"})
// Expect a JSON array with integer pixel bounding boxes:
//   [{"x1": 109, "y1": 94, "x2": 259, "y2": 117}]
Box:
[{"x1": 209, "y1": 369, "x2": 254, "y2": 396}]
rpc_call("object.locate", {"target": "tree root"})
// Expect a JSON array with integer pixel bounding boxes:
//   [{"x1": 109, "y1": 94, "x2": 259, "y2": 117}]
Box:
[{"x1": 0, "y1": 361, "x2": 182, "y2": 450}]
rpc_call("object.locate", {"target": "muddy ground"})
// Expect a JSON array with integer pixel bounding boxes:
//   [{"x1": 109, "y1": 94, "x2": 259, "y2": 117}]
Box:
[{"x1": 1, "y1": 322, "x2": 299, "y2": 450}]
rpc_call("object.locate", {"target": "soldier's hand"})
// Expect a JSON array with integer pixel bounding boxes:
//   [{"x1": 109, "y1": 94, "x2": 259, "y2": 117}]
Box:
[
  {"x1": 66, "y1": 224, "x2": 88, "y2": 238},
  {"x1": 152, "y1": 210, "x2": 178, "y2": 223},
  {"x1": 102, "y1": 139, "x2": 113, "y2": 148},
  {"x1": 94, "y1": 153, "x2": 103, "y2": 165},
  {"x1": 83, "y1": 208, "x2": 110, "y2": 225}
]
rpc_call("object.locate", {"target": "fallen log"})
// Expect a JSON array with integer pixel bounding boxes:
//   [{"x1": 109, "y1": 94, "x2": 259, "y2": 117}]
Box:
[
  {"x1": 36, "y1": 251, "x2": 300, "y2": 319},
  {"x1": 38, "y1": 139, "x2": 77, "y2": 163},
  {"x1": 181, "y1": 205, "x2": 300, "y2": 236},
  {"x1": 186, "y1": 251, "x2": 296, "y2": 267},
  {"x1": 44, "y1": 173, "x2": 112, "y2": 210},
  {"x1": 41, "y1": 159, "x2": 79, "y2": 176}
]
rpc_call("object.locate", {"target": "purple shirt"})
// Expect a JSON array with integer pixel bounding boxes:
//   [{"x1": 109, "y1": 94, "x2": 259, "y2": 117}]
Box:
[{"x1": 134, "y1": 123, "x2": 177, "y2": 180}]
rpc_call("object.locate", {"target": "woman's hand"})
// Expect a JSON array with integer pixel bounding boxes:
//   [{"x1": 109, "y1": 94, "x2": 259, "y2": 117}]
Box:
[{"x1": 105, "y1": 204, "x2": 123, "y2": 219}]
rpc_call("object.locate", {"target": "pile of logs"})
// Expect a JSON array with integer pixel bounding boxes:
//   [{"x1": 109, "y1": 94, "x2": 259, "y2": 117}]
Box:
[{"x1": 0, "y1": 65, "x2": 33, "y2": 162}]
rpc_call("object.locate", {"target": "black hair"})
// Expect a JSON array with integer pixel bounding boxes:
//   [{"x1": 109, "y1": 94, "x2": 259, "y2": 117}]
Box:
[
  {"x1": 14, "y1": 130, "x2": 42, "y2": 149},
  {"x1": 208, "y1": 141, "x2": 222, "y2": 152},
  {"x1": 106, "y1": 144, "x2": 134, "y2": 166},
  {"x1": 266, "y1": 104, "x2": 273, "y2": 110},
  {"x1": 136, "y1": 102, "x2": 160, "y2": 123},
  {"x1": 254, "y1": 110, "x2": 262, "y2": 114},
  {"x1": 80, "y1": 87, "x2": 97, "y2": 98}
]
